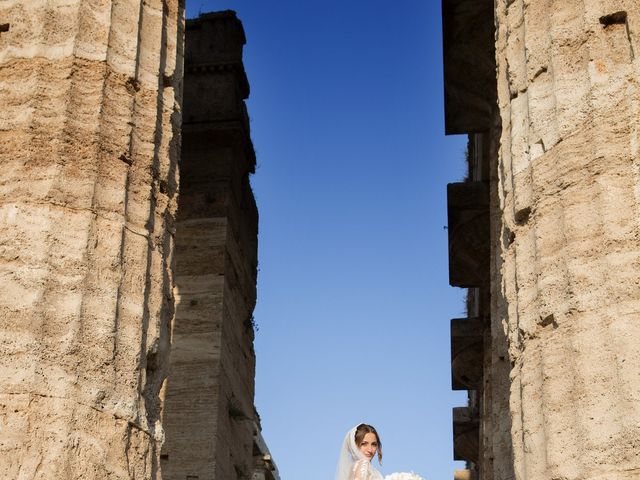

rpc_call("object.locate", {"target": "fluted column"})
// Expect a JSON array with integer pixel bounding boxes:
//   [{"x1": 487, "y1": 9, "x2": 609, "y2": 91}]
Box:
[
  {"x1": 494, "y1": 1, "x2": 640, "y2": 479},
  {"x1": 0, "y1": 0, "x2": 183, "y2": 478}
]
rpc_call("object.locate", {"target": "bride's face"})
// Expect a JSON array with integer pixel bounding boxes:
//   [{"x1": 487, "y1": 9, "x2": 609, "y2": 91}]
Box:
[{"x1": 358, "y1": 432, "x2": 379, "y2": 461}]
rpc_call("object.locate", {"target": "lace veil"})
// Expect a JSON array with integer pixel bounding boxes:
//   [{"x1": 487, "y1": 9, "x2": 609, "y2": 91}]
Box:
[{"x1": 334, "y1": 425, "x2": 366, "y2": 480}]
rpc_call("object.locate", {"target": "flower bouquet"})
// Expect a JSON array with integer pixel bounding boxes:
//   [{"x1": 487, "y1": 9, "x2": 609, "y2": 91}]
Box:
[{"x1": 384, "y1": 473, "x2": 425, "y2": 480}]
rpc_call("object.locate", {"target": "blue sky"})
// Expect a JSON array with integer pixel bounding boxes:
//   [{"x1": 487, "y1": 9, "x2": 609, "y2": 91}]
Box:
[{"x1": 185, "y1": 1, "x2": 468, "y2": 478}]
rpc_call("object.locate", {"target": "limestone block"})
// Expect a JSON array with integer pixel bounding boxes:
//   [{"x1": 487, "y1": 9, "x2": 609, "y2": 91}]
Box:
[
  {"x1": 453, "y1": 406, "x2": 479, "y2": 463},
  {"x1": 447, "y1": 182, "x2": 490, "y2": 288},
  {"x1": 454, "y1": 470, "x2": 472, "y2": 480},
  {"x1": 451, "y1": 317, "x2": 484, "y2": 390},
  {"x1": 442, "y1": 0, "x2": 496, "y2": 134}
]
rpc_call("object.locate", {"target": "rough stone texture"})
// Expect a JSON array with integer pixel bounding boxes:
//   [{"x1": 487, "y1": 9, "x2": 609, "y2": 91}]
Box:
[
  {"x1": 493, "y1": 1, "x2": 640, "y2": 479},
  {"x1": 160, "y1": 11, "x2": 259, "y2": 480},
  {"x1": 444, "y1": 2, "x2": 640, "y2": 479},
  {"x1": 0, "y1": 0, "x2": 183, "y2": 478}
]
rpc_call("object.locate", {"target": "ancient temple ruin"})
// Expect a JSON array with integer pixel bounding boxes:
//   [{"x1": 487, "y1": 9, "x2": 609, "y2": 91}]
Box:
[
  {"x1": 160, "y1": 12, "x2": 277, "y2": 480},
  {"x1": 0, "y1": 3, "x2": 277, "y2": 479},
  {"x1": 2, "y1": 0, "x2": 639, "y2": 479},
  {"x1": 444, "y1": 1, "x2": 640, "y2": 479}
]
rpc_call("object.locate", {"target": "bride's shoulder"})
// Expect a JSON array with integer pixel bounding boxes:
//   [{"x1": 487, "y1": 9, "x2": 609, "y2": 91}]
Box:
[
  {"x1": 349, "y1": 459, "x2": 370, "y2": 480},
  {"x1": 352, "y1": 458, "x2": 370, "y2": 471},
  {"x1": 354, "y1": 460, "x2": 383, "y2": 480}
]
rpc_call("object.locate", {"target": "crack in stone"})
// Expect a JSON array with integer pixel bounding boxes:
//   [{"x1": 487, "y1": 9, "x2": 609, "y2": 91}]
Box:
[{"x1": 6, "y1": 391, "x2": 153, "y2": 437}]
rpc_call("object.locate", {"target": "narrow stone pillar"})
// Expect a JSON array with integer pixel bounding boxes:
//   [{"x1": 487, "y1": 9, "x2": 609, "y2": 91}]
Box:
[
  {"x1": 494, "y1": 1, "x2": 640, "y2": 478},
  {"x1": 160, "y1": 11, "x2": 258, "y2": 480},
  {"x1": 0, "y1": 0, "x2": 183, "y2": 478}
]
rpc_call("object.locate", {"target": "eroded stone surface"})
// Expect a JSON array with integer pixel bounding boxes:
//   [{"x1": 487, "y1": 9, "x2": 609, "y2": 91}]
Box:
[
  {"x1": 494, "y1": 1, "x2": 640, "y2": 478},
  {"x1": 445, "y1": 2, "x2": 640, "y2": 479},
  {"x1": 0, "y1": 1, "x2": 183, "y2": 477}
]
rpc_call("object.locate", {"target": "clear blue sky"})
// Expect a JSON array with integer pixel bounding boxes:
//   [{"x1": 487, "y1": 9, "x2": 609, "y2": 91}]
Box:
[{"x1": 185, "y1": 1, "x2": 468, "y2": 478}]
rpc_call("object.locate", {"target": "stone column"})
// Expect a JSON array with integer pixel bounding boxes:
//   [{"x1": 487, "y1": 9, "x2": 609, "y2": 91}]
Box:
[
  {"x1": 494, "y1": 1, "x2": 640, "y2": 478},
  {"x1": 0, "y1": 1, "x2": 183, "y2": 478},
  {"x1": 160, "y1": 11, "x2": 259, "y2": 480}
]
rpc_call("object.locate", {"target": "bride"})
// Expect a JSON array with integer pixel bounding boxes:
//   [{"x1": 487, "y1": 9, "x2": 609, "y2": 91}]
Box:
[{"x1": 335, "y1": 424, "x2": 384, "y2": 480}]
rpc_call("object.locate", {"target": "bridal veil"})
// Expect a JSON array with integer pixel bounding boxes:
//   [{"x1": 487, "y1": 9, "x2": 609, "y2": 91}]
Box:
[{"x1": 335, "y1": 425, "x2": 364, "y2": 480}]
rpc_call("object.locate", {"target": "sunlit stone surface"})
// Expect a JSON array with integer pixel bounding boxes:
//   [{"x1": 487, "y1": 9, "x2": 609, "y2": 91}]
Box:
[
  {"x1": 0, "y1": 0, "x2": 183, "y2": 477},
  {"x1": 445, "y1": 2, "x2": 640, "y2": 479}
]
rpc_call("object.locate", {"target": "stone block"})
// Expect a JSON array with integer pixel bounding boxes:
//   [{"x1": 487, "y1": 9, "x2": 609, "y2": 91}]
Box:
[
  {"x1": 451, "y1": 317, "x2": 483, "y2": 390},
  {"x1": 442, "y1": 0, "x2": 496, "y2": 134},
  {"x1": 453, "y1": 406, "x2": 479, "y2": 463},
  {"x1": 447, "y1": 182, "x2": 489, "y2": 288}
]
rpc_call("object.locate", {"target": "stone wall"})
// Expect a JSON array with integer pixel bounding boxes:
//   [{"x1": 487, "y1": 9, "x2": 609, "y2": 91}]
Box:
[
  {"x1": 160, "y1": 11, "x2": 259, "y2": 480},
  {"x1": 0, "y1": 0, "x2": 183, "y2": 478}
]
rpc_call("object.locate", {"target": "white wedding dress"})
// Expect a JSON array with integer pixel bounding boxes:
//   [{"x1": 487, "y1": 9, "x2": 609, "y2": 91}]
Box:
[
  {"x1": 335, "y1": 426, "x2": 384, "y2": 480},
  {"x1": 350, "y1": 458, "x2": 384, "y2": 480}
]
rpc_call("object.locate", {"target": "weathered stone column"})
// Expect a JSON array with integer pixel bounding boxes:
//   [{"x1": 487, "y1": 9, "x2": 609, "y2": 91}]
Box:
[
  {"x1": 0, "y1": 1, "x2": 183, "y2": 478},
  {"x1": 494, "y1": 1, "x2": 640, "y2": 478},
  {"x1": 160, "y1": 11, "x2": 259, "y2": 480}
]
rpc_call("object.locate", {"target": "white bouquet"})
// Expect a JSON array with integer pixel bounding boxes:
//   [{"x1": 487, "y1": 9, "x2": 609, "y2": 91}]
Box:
[{"x1": 384, "y1": 473, "x2": 425, "y2": 480}]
